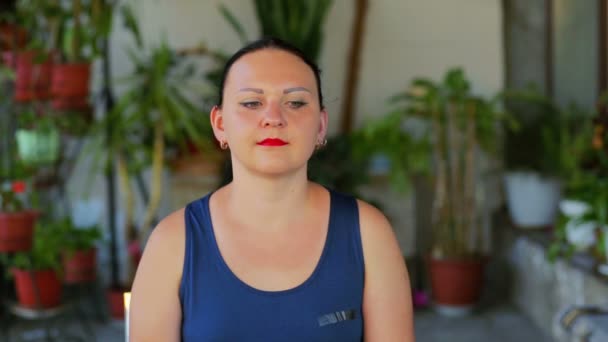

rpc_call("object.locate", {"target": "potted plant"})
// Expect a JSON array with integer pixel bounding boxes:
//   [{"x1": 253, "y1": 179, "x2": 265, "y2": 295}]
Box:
[
  {"x1": 0, "y1": 178, "x2": 38, "y2": 252},
  {"x1": 15, "y1": 108, "x2": 61, "y2": 166},
  {"x1": 50, "y1": 0, "x2": 113, "y2": 111},
  {"x1": 364, "y1": 68, "x2": 512, "y2": 315},
  {"x1": 53, "y1": 217, "x2": 101, "y2": 284},
  {"x1": 549, "y1": 176, "x2": 607, "y2": 265},
  {"x1": 416, "y1": 68, "x2": 512, "y2": 316},
  {"x1": 1, "y1": 220, "x2": 63, "y2": 309},
  {"x1": 3, "y1": 0, "x2": 62, "y2": 102},
  {"x1": 0, "y1": 71, "x2": 40, "y2": 252},
  {"x1": 548, "y1": 110, "x2": 608, "y2": 274},
  {"x1": 502, "y1": 87, "x2": 592, "y2": 229}
]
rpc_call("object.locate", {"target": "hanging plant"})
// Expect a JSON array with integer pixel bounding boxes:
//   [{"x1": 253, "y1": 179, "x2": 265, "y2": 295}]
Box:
[{"x1": 15, "y1": 108, "x2": 61, "y2": 166}]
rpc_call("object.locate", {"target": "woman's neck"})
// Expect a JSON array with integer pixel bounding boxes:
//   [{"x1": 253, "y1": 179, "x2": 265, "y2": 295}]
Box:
[{"x1": 223, "y1": 165, "x2": 314, "y2": 232}]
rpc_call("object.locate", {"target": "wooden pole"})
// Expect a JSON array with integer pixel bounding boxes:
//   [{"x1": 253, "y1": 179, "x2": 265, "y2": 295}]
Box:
[{"x1": 340, "y1": 0, "x2": 369, "y2": 134}]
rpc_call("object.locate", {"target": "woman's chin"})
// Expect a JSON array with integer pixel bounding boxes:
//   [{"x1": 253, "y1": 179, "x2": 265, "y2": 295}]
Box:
[{"x1": 250, "y1": 159, "x2": 305, "y2": 177}]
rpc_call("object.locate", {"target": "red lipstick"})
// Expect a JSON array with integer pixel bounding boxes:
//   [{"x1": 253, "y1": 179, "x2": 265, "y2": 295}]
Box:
[{"x1": 257, "y1": 138, "x2": 288, "y2": 146}]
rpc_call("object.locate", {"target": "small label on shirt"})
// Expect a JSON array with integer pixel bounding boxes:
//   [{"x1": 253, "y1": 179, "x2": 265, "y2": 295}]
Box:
[{"x1": 318, "y1": 309, "x2": 357, "y2": 327}]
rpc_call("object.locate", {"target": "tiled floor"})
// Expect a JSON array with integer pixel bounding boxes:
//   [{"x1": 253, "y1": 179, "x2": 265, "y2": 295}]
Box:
[
  {"x1": 3, "y1": 304, "x2": 552, "y2": 341},
  {"x1": 415, "y1": 305, "x2": 554, "y2": 342}
]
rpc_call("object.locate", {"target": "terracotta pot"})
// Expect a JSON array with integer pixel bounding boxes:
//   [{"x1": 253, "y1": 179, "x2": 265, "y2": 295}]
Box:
[
  {"x1": 0, "y1": 211, "x2": 38, "y2": 252},
  {"x1": 12, "y1": 268, "x2": 62, "y2": 309},
  {"x1": 14, "y1": 51, "x2": 53, "y2": 102},
  {"x1": 107, "y1": 287, "x2": 129, "y2": 319},
  {"x1": 51, "y1": 62, "x2": 90, "y2": 98},
  {"x1": 63, "y1": 248, "x2": 97, "y2": 284},
  {"x1": 428, "y1": 256, "x2": 485, "y2": 308},
  {"x1": 51, "y1": 96, "x2": 90, "y2": 111},
  {"x1": 0, "y1": 24, "x2": 28, "y2": 50}
]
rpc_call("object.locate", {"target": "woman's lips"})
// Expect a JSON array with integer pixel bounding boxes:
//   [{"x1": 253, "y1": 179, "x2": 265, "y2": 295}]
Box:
[{"x1": 257, "y1": 138, "x2": 288, "y2": 146}]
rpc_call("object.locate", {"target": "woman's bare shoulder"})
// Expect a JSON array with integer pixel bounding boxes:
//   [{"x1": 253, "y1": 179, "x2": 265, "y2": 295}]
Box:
[
  {"x1": 354, "y1": 198, "x2": 414, "y2": 340},
  {"x1": 130, "y1": 207, "x2": 187, "y2": 341},
  {"x1": 149, "y1": 207, "x2": 186, "y2": 246},
  {"x1": 354, "y1": 197, "x2": 405, "y2": 263},
  {"x1": 355, "y1": 199, "x2": 394, "y2": 240},
  {"x1": 140, "y1": 207, "x2": 187, "y2": 267}
]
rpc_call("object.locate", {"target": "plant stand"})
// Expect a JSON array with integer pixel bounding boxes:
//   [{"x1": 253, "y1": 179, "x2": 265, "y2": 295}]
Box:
[{"x1": 0, "y1": 255, "x2": 97, "y2": 341}]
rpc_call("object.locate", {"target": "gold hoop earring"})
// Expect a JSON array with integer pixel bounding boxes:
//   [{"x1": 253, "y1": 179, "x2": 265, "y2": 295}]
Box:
[{"x1": 220, "y1": 140, "x2": 229, "y2": 150}]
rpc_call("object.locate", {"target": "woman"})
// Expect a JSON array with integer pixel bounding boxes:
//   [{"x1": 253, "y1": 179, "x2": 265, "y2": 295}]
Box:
[{"x1": 130, "y1": 37, "x2": 414, "y2": 341}]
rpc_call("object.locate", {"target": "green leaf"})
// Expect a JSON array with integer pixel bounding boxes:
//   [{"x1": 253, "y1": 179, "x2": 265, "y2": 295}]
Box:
[
  {"x1": 219, "y1": 3, "x2": 249, "y2": 45},
  {"x1": 121, "y1": 4, "x2": 143, "y2": 48}
]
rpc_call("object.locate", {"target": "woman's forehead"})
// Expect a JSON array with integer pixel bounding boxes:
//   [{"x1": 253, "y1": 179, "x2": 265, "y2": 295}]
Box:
[{"x1": 225, "y1": 49, "x2": 317, "y2": 90}]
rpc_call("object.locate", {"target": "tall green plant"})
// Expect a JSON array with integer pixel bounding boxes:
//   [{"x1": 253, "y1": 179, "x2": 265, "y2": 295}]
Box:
[
  {"x1": 219, "y1": 0, "x2": 333, "y2": 61},
  {"x1": 405, "y1": 68, "x2": 512, "y2": 258},
  {"x1": 85, "y1": 39, "x2": 213, "y2": 247}
]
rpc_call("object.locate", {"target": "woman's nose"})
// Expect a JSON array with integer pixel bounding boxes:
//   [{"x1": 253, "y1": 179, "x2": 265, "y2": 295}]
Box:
[{"x1": 261, "y1": 101, "x2": 286, "y2": 127}]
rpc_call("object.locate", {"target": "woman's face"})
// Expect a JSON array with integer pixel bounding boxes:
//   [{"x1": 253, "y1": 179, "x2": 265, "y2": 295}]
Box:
[{"x1": 211, "y1": 48, "x2": 328, "y2": 177}]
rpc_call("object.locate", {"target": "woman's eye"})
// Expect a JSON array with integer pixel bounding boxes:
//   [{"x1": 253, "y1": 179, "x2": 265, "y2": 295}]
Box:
[
  {"x1": 240, "y1": 101, "x2": 262, "y2": 109},
  {"x1": 287, "y1": 101, "x2": 307, "y2": 109}
]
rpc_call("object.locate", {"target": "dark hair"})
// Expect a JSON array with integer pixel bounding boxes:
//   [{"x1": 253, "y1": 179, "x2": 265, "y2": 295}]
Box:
[{"x1": 216, "y1": 37, "x2": 324, "y2": 109}]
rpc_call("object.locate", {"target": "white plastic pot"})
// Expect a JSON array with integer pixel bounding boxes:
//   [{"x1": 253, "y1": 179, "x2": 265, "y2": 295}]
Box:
[{"x1": 504, "y1": 171, "x2": 561, "y2": 228}]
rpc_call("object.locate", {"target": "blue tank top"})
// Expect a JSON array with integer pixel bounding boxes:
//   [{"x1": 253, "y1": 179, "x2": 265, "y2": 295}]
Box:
[{"x1": 179, "y1": 188, "x2": 365, "y2": 341}]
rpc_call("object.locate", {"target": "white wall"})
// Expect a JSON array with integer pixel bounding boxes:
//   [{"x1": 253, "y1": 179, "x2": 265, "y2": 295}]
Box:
[
  {"x1": 112, "y1": 0, "x2": 503, "y2": 131},
  {"x1": 74, "y1": 0, "x2": 503, "y2": 285},
  {"x1": 356, "y1": 0, "x2": 503, "y2": 126}
]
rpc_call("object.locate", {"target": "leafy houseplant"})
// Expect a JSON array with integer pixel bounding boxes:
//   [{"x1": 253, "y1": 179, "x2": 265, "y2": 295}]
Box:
[
  {"x1": 84, "y1": 34, "x2": 217, "y2": 292},
  {"x1": 395, "y1": 68, "x2": 510, "y2": 259},
  {"x1": 0, "y1": 179, "x2": 39, "y2": 252},
  {"x1": 502, "y1": 87, "x2": 593, "y2": 228},
  {"x1": 110, "y1": 40, "x2": 215, "y2": 242},
  {"x1": 0, "y1": 68, "x2": 39, "y2": 251},
  {"x1": 15, "y1": 108, "x2": 61, "y2": 166},
  {"x1": 2, "y1": 221, "x2": 63, "y2": 309},
  {"x1": 548, "y1": 110, "x2": 608, "y2": 273},
  {"x1": 50, "y1": 0, "x2": 116, "y2": 112},
  {"x1": 549, "y1": 171, "x2": 608, "y2": 264},
  {"x1": 53, "y1": 217, "x2": 101, "y2": 284},
  {"x1": 3, "y1": 0, "x2": 64, "y2": 102},
  {"x1": 388, "y1": 68, "x2": 510, "y2": 313}
]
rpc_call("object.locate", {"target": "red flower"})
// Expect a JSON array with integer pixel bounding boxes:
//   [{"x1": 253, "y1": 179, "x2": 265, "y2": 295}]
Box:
[{"x1": 11, "y1": 181, "x2": 26, "y2": 194}]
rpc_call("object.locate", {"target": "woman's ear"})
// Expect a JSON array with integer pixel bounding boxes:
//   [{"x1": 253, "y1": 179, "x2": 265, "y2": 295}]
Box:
[
  {"x1": 210, "y1": 105, "x2": 226, "y2": 142},
  {"x1": 318, "y1": 109, "x2": 329, "y2": 140}
]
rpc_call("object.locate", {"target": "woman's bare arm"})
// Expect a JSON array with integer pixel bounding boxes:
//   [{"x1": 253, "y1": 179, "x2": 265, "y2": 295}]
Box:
[
  {"x1": 129, "y1": 209, "x2": 185, "y2": 342},
  {"x1": 358, "y1": 200, "x2": 415, "y2": 342}
]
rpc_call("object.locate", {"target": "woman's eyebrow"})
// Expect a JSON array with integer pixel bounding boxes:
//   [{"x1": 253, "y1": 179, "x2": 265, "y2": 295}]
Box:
[
  {"x1": 284, "y1": 87, "x2": 311, "y2": 94},
  {"x1": 238, "y1": 87, "x2": 311, "y2": 94},
  {"x1": 239, "y1": 87, "x2": 264, "y2": 93}
]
